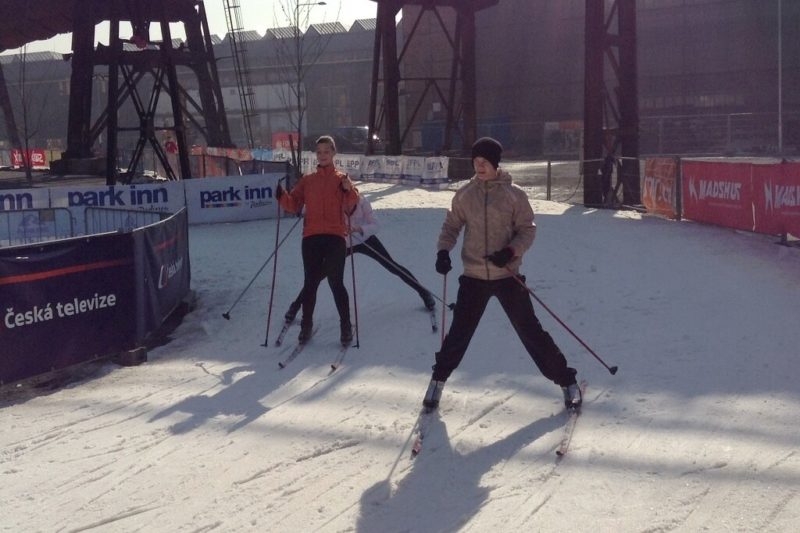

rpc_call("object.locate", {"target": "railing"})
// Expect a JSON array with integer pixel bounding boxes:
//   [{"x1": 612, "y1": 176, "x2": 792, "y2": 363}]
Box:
[
  {"x1": 0, "y1": 208, "x2": 74, "y2": 247},
  {"x1": 85, "y1": 207, "x2": 169, "y2": 235}
]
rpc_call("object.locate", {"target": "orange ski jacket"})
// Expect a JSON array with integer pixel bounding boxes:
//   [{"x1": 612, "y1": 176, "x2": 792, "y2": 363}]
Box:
[{"x1": 279, "y1": 165, "x2": 359, "y2": 239}]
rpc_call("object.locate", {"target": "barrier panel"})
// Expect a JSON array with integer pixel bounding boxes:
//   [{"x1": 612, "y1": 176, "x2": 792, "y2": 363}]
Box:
[
  {"x1": 752, "y1": 163, "x2": 800, "y2": 238},
  {"x1": 0, "y1": 208, "x2": 191, "y2": 385},
  {"x1": 183, "y1": 173, "x2": 284, "y2": 224},
  {"x1": 681, "y1": 160, "x2": 754, "y2": 231},
  {"x1": 134, "y1": 208, "x2": 191, "y2": 342},
  {"x1": 0, "y1": 232, "x2": 138, "y2": 385},
  {"x1": 642, "y1": 158, "x2": 679, "y2": 218}
]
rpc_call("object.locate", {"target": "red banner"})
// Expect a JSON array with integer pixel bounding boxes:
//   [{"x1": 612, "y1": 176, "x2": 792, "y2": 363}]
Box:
[
  {"x1": 682, "y1": 161, "x2": 754, "y2": 231},
  {"x1": 272, "y1": 131, "x2": 298, "y2": 151},
  {"x1": 752, "y1": 163, "x2": 800, "y2": 237},
  {"x1": 642, "y1": 158, "x2": 678, "y2": 218},
  {"x1": 11, "y1": 148, "x2": 47, "y2": 168}
]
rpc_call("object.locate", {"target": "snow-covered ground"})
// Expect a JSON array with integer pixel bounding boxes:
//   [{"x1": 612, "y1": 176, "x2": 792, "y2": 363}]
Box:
[{"x1": 2, "y1": 181, "x2": 799, "y2": 532}]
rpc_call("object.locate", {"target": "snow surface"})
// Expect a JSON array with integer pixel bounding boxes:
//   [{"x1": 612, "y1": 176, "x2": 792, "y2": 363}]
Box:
[{"x1": 2, "y1": 181, "x2": 799, "y2": 532}]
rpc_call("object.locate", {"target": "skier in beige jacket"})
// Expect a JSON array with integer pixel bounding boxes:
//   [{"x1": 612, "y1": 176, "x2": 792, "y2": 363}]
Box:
[{"x1": 422, "y1": 137, "x2": 582, "y2": 411}]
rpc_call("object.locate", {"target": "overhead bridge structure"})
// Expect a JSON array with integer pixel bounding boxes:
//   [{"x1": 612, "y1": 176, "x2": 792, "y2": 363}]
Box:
[{"x1": 0, "y1": 0, "x2": 232, "y2": 183}]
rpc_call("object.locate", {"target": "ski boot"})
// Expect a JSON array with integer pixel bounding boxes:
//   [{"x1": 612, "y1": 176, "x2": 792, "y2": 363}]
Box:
[
  {"x1": 422, "y1": 379, "x2": 445, "y2": 410},
  {"x1": 561, "y1": 382, "x2": 582, "y2": 410},
  {"x1": 298, "y1": 320, "x2": 313, "y2": 344}
]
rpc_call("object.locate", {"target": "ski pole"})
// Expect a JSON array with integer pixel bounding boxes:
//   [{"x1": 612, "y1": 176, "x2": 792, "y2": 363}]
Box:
[
  {"x1": 440, "y1": 273, "x2": 448, "y2": 345},
  {"x1": 505, "y1": 267, "x2": 619, "y2": 375},
  {"x1": 221, "y1": 214, "x2": 302, "y2": 320},
  {"x1": 347, "y1": 213, "x2": 360, "y2": 348},
  {"x1": 262, "y1": 180, "x2": 285, "y2": 346}
]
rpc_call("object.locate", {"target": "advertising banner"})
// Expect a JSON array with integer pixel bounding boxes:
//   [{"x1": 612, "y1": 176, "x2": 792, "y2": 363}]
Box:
[
  {"x1": 49, "y1": 182, "x2": 185, "y2": 232},
  {"x1": 0, "y1": 187, "x2": 50, "y2": 211},
  {"x1": 10, "y1": 149, "x2": 47, "y2": 169},
  {"x1": 419, "y1": 156, "x2": 450, "y2": 189},
  {"x1": 752, "y1": 163, "x2": 800, "y2": 237},
  {"x1": 0, "y1": 233, "x2": 136, "y2": 384},
  {"x1": 135, "y1": 209, "x2": 191, "y2": 341},
  {"x1": 183, "y1": 173, "x2": 283, "y2": 224},
  {"x1": 335, "y1": 154, "x2": 363, "y2": 179},
  {"x1": 401, "y1": 156, "x2": 425, "y2": 186},
  {"x1": 360, "y1": 156, "x2": 382, "y2": 182},
  {"x1": 382, "y1": 156, "x2": 403, "y2": 183},
  {"x1": 682, "y1": 160, "x2": 754, "y2": 230},
  {"x1": 642, "y1": 158, "x2": 678, "y2": 218}
]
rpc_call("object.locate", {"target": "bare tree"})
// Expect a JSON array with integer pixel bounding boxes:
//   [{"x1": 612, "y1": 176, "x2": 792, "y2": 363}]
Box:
[
  {"x1": 12, "y1": 45, "x2": 53, "y2": 184},
  {"x1": 273, "y1": 0, "x2": 340, "y2": 183}
]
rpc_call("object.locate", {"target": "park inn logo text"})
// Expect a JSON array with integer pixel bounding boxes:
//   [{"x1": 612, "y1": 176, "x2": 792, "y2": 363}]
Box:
[
  {"x1": 199, "y1": 185, "x2": 274, "y2": 209},
  {"x1": 67, "y1": 186, "x2": 170, "y2": 207},
  {"x1": 687, "y1": 177, "x2": 742, "y2": 202}
]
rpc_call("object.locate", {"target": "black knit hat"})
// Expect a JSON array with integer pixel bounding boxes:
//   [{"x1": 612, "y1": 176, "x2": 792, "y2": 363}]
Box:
[{"x1": 471, "y1": 137, "x2": 503, "y2": 169}]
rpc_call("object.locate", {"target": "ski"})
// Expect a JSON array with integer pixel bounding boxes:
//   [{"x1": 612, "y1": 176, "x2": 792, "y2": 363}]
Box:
[
  {"x1": 274, "y1": 318, "x2": 295, "y2": 347},
  {"x1": 278, "y1": 328, "x2": 317, "y2": 369},
  {"x1": 556, "y1": 380, "x2": 587, "y2": 457},
  {"x1": 329, "y1": 342, "x2": 351, "y2": 372},
  {"x1": 428, "y1": 306, "x2": 438, "y2": 332},
  {"x1": 410, "y1": 406, "x2": 435, "y2": 458}
]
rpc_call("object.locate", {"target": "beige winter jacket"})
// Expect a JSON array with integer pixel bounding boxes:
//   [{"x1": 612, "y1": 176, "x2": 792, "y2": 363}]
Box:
[{"x1": 437, "y1": 169, "x2": 536, "y2": 280}]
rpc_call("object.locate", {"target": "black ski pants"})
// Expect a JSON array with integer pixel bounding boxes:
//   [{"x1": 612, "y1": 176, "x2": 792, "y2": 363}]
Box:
[
  {"x1": 432, "y1": 275, "x2": 576, "y2": 387},
  {"x1": 300, "y1": 234, "x2": 350, "y2": 326}
]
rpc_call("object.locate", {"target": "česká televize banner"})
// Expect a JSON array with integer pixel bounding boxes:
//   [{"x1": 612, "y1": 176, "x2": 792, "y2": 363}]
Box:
[
  {"x1": 751, "y1": 163, "x2": 800, "y2": 238},
  {"x1": 642, "y1": 158, "x2": 678, "y2": 218},
  {"x1": 0, "y1": 233, "x2": 137, "y2": 385},
  {"x1": 681, "y1": 160, "x2": 754, "y2": 231},
  {"x1": 135, "y1": 208, "x2": 191, "y2": 342}
]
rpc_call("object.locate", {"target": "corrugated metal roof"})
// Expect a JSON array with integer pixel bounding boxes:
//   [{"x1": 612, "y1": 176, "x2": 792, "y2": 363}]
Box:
[
  {"x1": 350, "y1": 19, "x2": 376, "y2": 32},
  {"x1": 265, "y1": 27, "x2": 298, "y2": 40},
  {"x1": 307, "y1": 22, "x2": 346, "y2": 36}
]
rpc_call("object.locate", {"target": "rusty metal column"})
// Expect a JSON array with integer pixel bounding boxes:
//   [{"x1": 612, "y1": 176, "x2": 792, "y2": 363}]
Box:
[
  {"x1": 582, "y1": 0, "x2": 605, "y2": 206},
  {"x1": 64, "y1": 4, "x2": 96, "y2": 159},
  {"x1": 160, "y1": 16, "x2": 193, "y2": 179},
  {"x1": 367, "y1": 1, "x2": 389, "y2": 155},
  {"x1": 0, "y1": 62, "x2": 21, "y2": 152},
  {"x1": 106, "y1": 10, "x2": 121, "y2": 185},
  {"x1": 188, "y1": 3, "x2": 232, "y2": 147},
  {"x1": 460, "y1": 5, "x2": 477, "y2": 151},
  {"x1": 618, "y1": 0, "x2": 640, "y2": 205},
  {"x1": 380, "y1": 1, "x2": 402, "y2": 155}
]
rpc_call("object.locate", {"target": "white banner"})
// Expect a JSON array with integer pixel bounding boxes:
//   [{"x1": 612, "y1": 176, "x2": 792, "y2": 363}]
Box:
[
  {"x1": 0, "y1": 187, "x2": 50, "y2": 211},
  {"x1": 183, "y1": 173, "x2": 283, "y2": 224},
  {"x1": 49, "y1": 182, "x2": 184, "y2": 212}
]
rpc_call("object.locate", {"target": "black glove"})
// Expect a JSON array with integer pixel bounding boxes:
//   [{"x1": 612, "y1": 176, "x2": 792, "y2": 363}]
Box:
[
  {"x1": 435, "y1": 250, "x2": 452, "y2": 275},
  {"x1": 487, "y1": 247, "x2": 514, "y2": 268},
  {"x1": 275, "y1": 184, "x2": 285, "y2": 200}
]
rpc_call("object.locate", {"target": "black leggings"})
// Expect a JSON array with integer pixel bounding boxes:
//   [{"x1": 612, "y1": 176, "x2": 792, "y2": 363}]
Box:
[
  {"x1": 291, "y1": 235, "x2": 429, "y2": 311},
  {"x1": 300, "y1": 234, "x2": 350, "y2": 326}
]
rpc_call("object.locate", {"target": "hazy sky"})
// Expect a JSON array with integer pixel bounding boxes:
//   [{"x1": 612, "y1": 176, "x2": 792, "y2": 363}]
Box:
[{"x1": 2, "y1": 0, "x2": 378, "y2": 55}]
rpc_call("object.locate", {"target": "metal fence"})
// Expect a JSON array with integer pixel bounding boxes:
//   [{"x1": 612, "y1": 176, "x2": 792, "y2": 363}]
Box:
[
  {"x1": 85, "y1": 207, "x2": 169, "y2": 235},
  {"x1": 0, "y1": 208, "x2": 74, "y2": 247}
]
